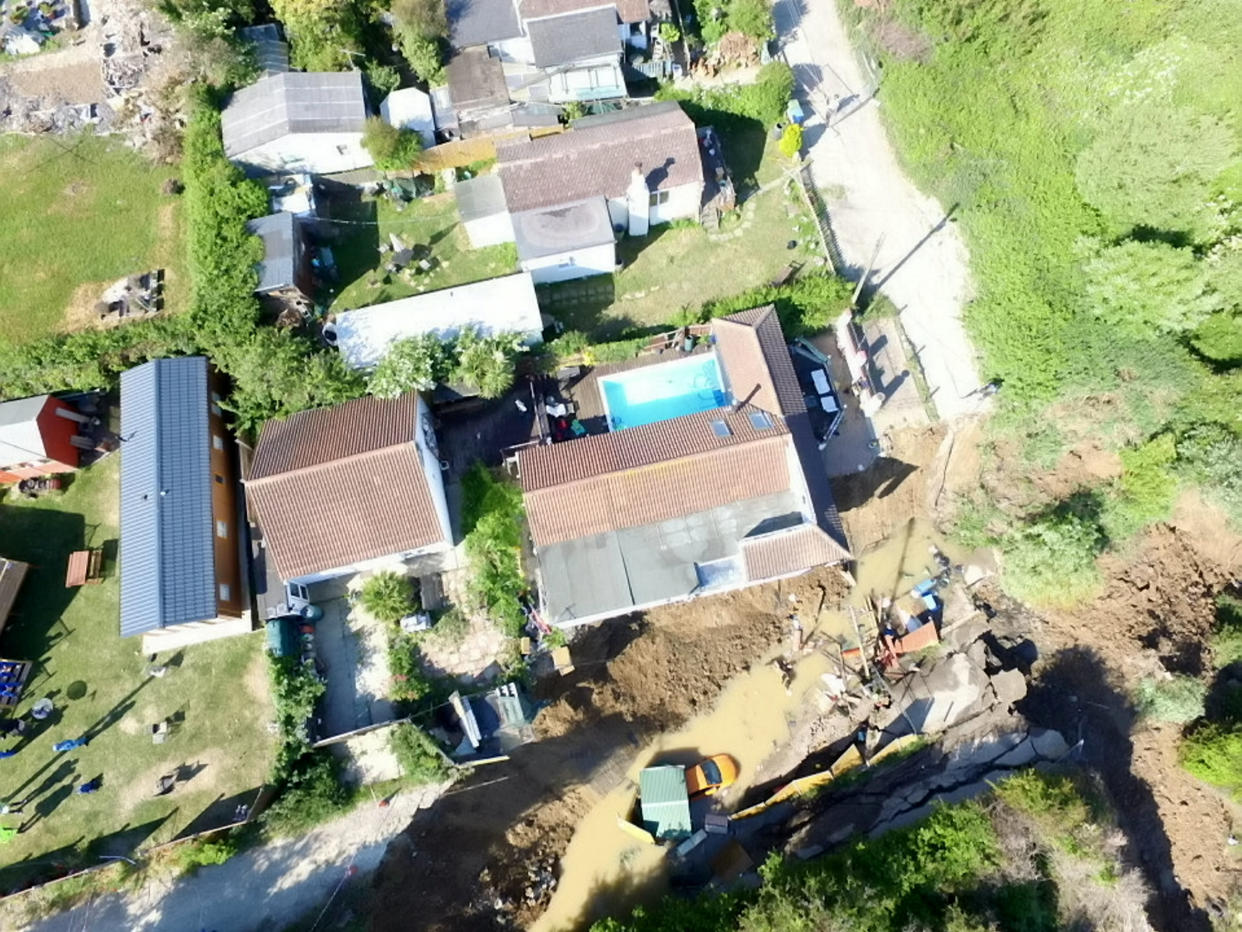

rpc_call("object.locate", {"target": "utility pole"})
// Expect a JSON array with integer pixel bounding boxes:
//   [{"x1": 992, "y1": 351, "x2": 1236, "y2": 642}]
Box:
[{"x1": 852, "y1": 234, "x2": 885, "y2": 309}]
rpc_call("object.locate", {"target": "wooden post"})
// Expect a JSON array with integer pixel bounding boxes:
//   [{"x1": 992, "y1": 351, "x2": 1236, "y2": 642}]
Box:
[{"x1": 852, "y1": 234, "x2": 885, "y2": 309}]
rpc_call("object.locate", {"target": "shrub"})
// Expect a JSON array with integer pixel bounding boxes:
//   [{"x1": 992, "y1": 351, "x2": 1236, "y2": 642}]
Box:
[
  {"x1": 778, "y1": 122, "x2": 802, "y2": 159},
  {"x1": 1002, "y1": 500, "x2": 1106, "y2": 607},
  {"x1": 359, "y1": 571, "x2": 416, "y2": 624},
  {"x1": 364, "y1": 62, "x2": 401, "y2": 100},
  {"x1": 362, "y1": 116, "x2": 424, "y2": 173},
  {"x1": 452, "y1": 327, "x2": 528, "y2": 398},
  {"x1": 390, "y1": 722, "x2": 452, "y2": 784},
  {"x1": 1212, "y1": 595, "x2": 1242, "y2": 669},
  {"x1": 461, "y1": 463, "x2": 527, "y2": 637},
  {"x1": 657, "y1": 21, "x2": 681, "y2": 43},
  {"x1": 726, "y1": 0, "x2": 772, "y2": 40},
  {"x1": 702, "y1": 273, "x2": 852, "y2": 336},
  {"x1": 263, "y1": 750, "x2": 349, "y2": 835},
  {"x1": 269, "y1": 654, "x2": 324, "y2": 776},
  {"x1": 1134, "y1": 675, "x2": 1207, "y2": 724},
  {"x1": 176, "y1": 836, "x2": 239, "y2": 875},
  {"x1": 387, "y1": 632, "x2": 433, "y2": 703},
  {"x1": 1082, "y1": 239, "x2": 1221, "y2": 335},
  {"x1": 1192, "y1": 311, "x2": 1242, "y2": 363},
  {"x1": 1101, "y1": 434, "x2": 1178, "y2": 540},
  {"x1": 1181, "y1": 723, "x2": 1242, "y2": 798},
  {"x1": 1177, "y1": 421, "x2": 1242, "y2": 523},
  {"x1": 368, "y1": 334, "x2": 451, "y2": 397},
  {"x1": 426, "y1": 605, "x2": 470, "y2": 647},
  {"x1": 655, "y1": 61, "x2": 793, "y2": 128}
]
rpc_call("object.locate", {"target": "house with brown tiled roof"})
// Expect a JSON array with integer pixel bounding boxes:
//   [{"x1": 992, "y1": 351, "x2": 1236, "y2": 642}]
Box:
[
  {"x1": 245, "y1": 394, "x2": 452, "y2": 585},
  {"x1": 518, "y1": 306, "x2": 850, "y2": 626},
  {"x1": 455, "y1": 102, "x2": 705, "y2": 284}
]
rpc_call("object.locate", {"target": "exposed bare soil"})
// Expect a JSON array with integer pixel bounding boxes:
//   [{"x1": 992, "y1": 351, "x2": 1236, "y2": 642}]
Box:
[{"x1": 368, "y1": 569, "x2": 849, "y2": 931}]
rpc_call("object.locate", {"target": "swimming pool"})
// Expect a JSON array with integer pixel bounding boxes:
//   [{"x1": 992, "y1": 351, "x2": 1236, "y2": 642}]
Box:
[{"x1": 599, "y1": 354, "x2": 728, "y2": 431}]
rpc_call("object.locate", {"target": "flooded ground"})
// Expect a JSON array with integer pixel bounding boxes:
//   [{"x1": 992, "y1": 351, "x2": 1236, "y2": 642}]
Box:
[
  {"x1": 532, "y1": 518, "x2": 964, "y2": 931},
  {"x1": 532, "y1": 651, "x2": 832, "y2": 932}
]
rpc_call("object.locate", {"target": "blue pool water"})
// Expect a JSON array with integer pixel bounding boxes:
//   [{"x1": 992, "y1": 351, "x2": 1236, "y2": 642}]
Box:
[{"x1": 600, "y1": 355, "x2": 728, "y2": 430}]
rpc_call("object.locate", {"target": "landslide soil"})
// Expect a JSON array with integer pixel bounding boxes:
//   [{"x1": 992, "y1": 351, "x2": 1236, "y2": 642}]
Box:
[{"x1": 367, "y1": 568, "x2": 849, "y2": 932}]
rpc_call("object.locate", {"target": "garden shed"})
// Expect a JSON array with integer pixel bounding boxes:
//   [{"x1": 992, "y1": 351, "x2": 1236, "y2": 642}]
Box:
[{"x1": 639, "y1": 764, "x2": 692, "y2": 840}]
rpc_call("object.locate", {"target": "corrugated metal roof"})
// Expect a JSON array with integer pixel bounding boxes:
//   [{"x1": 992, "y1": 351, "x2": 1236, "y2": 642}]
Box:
[
  {"x1": 639, "y1": 765, "x2": 691, "y2": 839},
  {"x1": 512, "y1": 197, "x2": 614, "y2": 261},
  {"x1": 246, "y1": 211, "x2": 298, "y2": 293},
  {"x1": 0, "y1": 395, "x2": 51, "y2": 465},
  {"x1": 239, "y1": 24, "x2": 290, "y2": 75},
  {"x1": 245, "y1": 395, "x2": 449, "y2": 581},
  {"x1": 527, "y1": 7, "x2": 619, "y2": 68},
  {"x1": 221, "y1": 72, "x2": 368, "y2": 159},
  {"x1": 119, "y1": 357, "x2": 217, "y2": 637}
]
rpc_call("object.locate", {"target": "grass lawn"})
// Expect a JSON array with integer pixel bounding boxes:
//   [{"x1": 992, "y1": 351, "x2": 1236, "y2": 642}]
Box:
[
  {"x1": 324, "y1": 190, "x2": 518, "y2": 312},
  {"x1": 0, "y1": 134, "x2": 187, "y2": 347},
  {"x1": 536, "y1": 138, "x2": 823, "y2": 339},
  {"x1": 0, "y1": 456, "x2": 273, "y2": 890}
]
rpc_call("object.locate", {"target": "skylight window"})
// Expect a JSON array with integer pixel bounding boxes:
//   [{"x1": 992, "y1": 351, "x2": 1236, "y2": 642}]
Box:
[
  {"x1": 710, "y1": 419, "x2": 732, "y2": 437},
  {"x1": 749, "y1": 411, "x2": 774, "y2": 430}
]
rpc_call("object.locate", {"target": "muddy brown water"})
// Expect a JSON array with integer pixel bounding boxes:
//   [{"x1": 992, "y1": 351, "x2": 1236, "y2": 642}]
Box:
[{"x1": 534, "y1": 518, "x2": 963, "y2": 931}]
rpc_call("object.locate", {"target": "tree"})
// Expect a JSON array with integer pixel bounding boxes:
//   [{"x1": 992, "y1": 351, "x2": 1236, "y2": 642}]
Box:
[
  {"x1": 1192, "y1": 312, "x2": 1242, "y2": 363},
  {"x1": 453, "y1": 327, "x2": 527, "y2": 398},
  {"x1": 390, "y1": 723, "x2": 452, "y2": 784},
  {"x1": 1075, "y1": 100, "x2": 1235, "y2": 243},
  {"x1": 267, "y1": 0, "x2": 365, "y2": 70},
  {"x1": 1082, "y1": 239, "x2": 1221, "y2": 334},
  {"x1": 397, "y1": 30, "x2": 445, "y2": 85},
  {"x1": 368, "y1": 334, "x2": 450, "y2": 397},
  {"x1": 362, "y1": 116, "x2": 424, "y2": 172},
  {"x1": 778, "y1": 122, "x2": 802, "y2": 159},
  {"x1": 391, "y1": 0, "x2": 446, "y2": 41},
  {"x1": 726, "y1": 0, "x2": 772, "y2": 40}
]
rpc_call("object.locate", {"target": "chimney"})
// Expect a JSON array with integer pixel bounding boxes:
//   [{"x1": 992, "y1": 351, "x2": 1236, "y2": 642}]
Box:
[{"x1": 626, "y1": 161, "x2": 650, "y2": 237}]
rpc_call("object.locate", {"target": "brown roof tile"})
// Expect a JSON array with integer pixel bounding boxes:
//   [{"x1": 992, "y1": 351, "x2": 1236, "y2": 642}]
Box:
[
  {"x1": 497, "y1": 102, "x2": 702, "y2": 212},
  {"x1": 524, "y1": 433, "x2": 791, "y2": 546},
  {"x1": 250, "y1": 394, "x2": 418, "y2": 479},
  {"x1": 247, "y1": 395, "x2": 448, "y2": 580},
  {"x1": 741, "y1": 524, "x2": 851, "y2": 580},
  {"x1": 712, "y1": 306, "x2": 806, "y2": 418},
  {"x1": 520, "y1": 0, "x2": 649, "y2": 24},
  {"x1": 519, "y1": 406, "x2": 786, "y2": 492}
]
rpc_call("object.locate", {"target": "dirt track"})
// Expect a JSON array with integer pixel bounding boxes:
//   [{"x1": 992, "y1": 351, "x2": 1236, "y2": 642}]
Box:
[{"x1": 367, "y1": 568, "x2": 849, "y2": 931}]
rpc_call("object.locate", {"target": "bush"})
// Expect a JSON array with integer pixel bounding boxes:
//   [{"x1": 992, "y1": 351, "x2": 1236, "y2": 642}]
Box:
[
  {"x1": 1134, "y1": 675, "x2": 1207, "y2": 724},
  {"x1": 1177, "y1": 421, "x2": 1242, "y2": 523},
  {"x1": 1192, "y1": 311, "x2": 1242, "y2": 363},
  {"x1": 1002, "y1": 499, "x2": 1106, "y2": 607},
  {"x1": 426, "y1": 605, "x2": 470, "y2": 647},
  {"x1": 1181, "y1": 722, "x2": 1242, "y2": 799},
  {"x1": 362, "y1": 116, "x2": 424, "y2": 173},
  {"x1": 268, "y1": 654, "x2": 324, "y2": 776},
  {"x1": 452, "y1": 327, "x2": 528, "y2": 398},
  {"x1": 657, "y1": 21, "x2": 681, "y2": 43},
  {"x1": 263, "y1": 750, "x2": 349, "y2": 835},
  {"x1": 368, "y1": 334, "x2": 450, "y2": 397},
  {"x1": 359, "y1": 571, "x2": 416, "y2": 624},
  {"x1": 364, "y1": 62, "x2": 401, "y2": 100},
  {"x1": 655, "y1": 61, "x2": 793, "y2": 128},
  {"x1": 387, "y1": 632, "x2": 434, "y2": 703},
  {"x1": 398, "y1": 30, "x2": 445, "y2": 85},
  {"x1": 1082, "y1": 239, "x2": 1221, "y2": 335},
  {"x1": 176, "y1": 836, "x2": 239, "y2": 875},
  {"x1": 390, "y1": 722, "x2": 452, "y2": 785},
  {"x1": 1212, "y1": 595, "x2": 1242, "y2": 669},
  {"x1": 461, "y1": 463, "x2": 527, "y2": 637},
  {"x1": 778, "y1": 122, "x2": 802, "y2": 159},
  {"x1": 702, "y1": 273, "x2": 853, "y2": 336},
  {"x1": 1101, "y1": 434, "x2": 1178, "y2": 540}
]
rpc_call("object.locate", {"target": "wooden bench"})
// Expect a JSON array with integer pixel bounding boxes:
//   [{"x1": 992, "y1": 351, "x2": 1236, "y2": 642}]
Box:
[
  {"x1": 0, "y1": 659, "x2": 32, "y2": 709},
  {"x1": 65, "y1": 549, "x2": 103, "y2": 588}
]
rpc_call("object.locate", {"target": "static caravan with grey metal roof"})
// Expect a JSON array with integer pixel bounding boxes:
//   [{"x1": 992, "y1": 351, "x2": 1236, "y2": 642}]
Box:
[
  {"x1": 119, "y1": 357, "x2": 252, "y2": 653},
  {"x1": 221, "y1": 72, "x2": 372, "y2": 176}
]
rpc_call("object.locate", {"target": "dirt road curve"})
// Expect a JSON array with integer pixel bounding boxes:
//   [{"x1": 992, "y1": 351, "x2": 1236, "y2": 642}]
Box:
[
  {"x1": 774, "y1": 0, "x2": 985, "y2": 419},
  {"x1": 20, "y1": 785, "x2": 443, "y2": 932}
]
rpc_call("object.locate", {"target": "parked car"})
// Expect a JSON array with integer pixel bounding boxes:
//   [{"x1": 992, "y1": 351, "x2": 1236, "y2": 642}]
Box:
[{"x1": 685, "y1": 754, "x2": 739, "y2": 797}]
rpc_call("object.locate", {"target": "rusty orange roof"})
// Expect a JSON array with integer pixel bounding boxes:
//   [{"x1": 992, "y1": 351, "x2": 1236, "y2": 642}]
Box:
[
  {"x1": 741, "y1": 524, "x2": 851, "y2": 581},
  {"x1": 712, "y1": 306, "x2": 806, "y2": 418}
]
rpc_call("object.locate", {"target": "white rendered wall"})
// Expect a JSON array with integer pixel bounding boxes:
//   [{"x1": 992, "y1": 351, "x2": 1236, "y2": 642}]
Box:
[
  {"x1": 650, "y1": 182, "x2": 702, "y2": 224},
  {"x1": 521, "y1": 241, "x2": 616, "y2": 283},
  {"x1": 234, "y1": 132, "x2": 373, "y2": 175},
  {"x1": 464, "y1": 211, "x2": 517, "y2": 248}
]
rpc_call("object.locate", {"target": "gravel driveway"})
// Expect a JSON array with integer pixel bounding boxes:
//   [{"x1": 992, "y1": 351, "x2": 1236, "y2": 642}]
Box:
[{"x1": 775, "y1": 0, "x2": 985, "y2": 419}]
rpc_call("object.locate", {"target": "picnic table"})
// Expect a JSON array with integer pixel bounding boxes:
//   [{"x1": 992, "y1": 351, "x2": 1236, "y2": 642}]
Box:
[{"x1": 65, "y1": 549, "x2": 103, "y2": 588}]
